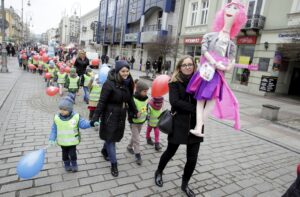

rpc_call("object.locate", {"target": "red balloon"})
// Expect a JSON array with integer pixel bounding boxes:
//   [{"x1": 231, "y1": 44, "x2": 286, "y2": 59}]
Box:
[
  {"x1": 38, "y1": 64, "x2": 43, "y2": 70},
  {"x1": 33, "y1": 55, "x2": 39, "y2": 61},
  {"x1": 65, "y1": 66, "x2": 71, "y2": 73},
  {"x1": 28, "y1": 64, "x2": 36, "y2": 70},
  {"x1": 21, "y1": 54, "x2": 27, "y2": 60},
  {"x1": 46, "y1": 86, "x2": 59, "y2": 96},
  {"x1": 39, "y1": 51, "x2": 44, "y2": 56},
  {"x1": 151, "y1": 75, "x2": 170, "y2": 97},
  {"x1": 91, "y1": 58, "x2": 100, "y2": 66},
  {"x1": 57, "y1": 62, "x2": 63, "y2": 68},
  {"x1": 45, "y1": 73, "x2": 52, "y2": 80},
  {"x1": 42, "y1": 54, "x2": 49, "y2": 63}
]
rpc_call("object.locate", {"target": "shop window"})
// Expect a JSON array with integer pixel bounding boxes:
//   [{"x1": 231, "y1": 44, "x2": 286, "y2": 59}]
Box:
[
  {"x1": 185, "y1": 45, "x2": 202, "y2": 57},
  {"x1": 232, "y1": 45, "x2": 255, "y2": 85}
]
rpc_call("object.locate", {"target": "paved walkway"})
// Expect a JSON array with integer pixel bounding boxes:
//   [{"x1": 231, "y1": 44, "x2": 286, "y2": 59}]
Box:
[{"x1": 0, "y1": 59, "x2": 299, "y2": 197}]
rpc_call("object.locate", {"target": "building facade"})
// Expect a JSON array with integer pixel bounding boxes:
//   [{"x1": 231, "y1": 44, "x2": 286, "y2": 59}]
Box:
[
  {"x1": 79, "y1": 7, "x2": 99, "y2": 50},
  {"x1": 58, "y1": 15, "x2": 80, "y2": 45},
  {"x1": 96, "y1": 0, "x2": 180, "y2": 69},
  {"x1": 179, "y1": 0, "x2": 300, "y2": 97},
  {"x1": 46, "y1": 28, "x2": 57, "y2": 43}
]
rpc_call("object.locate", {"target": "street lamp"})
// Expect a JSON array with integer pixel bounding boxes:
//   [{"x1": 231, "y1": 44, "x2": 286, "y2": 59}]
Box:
[
  {"x1": 1, "y1": 0, "x2": 8, "y2": 72},
  {"x1": 21, "y1": 0, "x2": 31, "y2": 46}
]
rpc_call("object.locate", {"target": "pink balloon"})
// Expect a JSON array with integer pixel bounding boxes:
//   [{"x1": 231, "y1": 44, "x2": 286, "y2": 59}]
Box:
[
  {"x1": 151, "y1": 75, "x2": 170, "y2": 97},
  {"x1": 46, "y1": 86, "x2": 59, "y2": 96}
]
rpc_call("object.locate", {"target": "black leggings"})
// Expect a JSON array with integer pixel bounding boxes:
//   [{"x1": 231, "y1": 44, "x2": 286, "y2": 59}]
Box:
[
  {"x1": 157, "y1": 142, "x2": 200, "y2": 184},
  {"x1": 61, "y1": 145, "x2": 77, "y2": 161}
]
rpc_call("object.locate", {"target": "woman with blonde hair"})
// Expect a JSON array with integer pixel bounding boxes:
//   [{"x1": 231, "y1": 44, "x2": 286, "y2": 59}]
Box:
[{"x1": 154, "y1": 56, "x2": 203, "y2": 197}]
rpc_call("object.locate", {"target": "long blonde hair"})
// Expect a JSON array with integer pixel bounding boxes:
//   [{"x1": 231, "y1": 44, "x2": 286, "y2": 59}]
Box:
[{"x1": 171, "y1": 56, "x2": 195, "y2": 82}]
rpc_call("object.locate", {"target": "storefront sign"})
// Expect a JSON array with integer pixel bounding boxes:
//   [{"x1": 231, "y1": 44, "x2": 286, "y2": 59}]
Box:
[
  {"x1": 259, "y1": 76, "x2": 278, "y2": 92},
  {"x1": 124, "y1": 33, "x2": 139, "y2": 42},
  {"x1": 278, "y1": 32, "x2": 300, "y2": 40},
  {"x1": 184, "y1": 37, "x2": 202, "y2": 44},
  {"x1": 237, "y1": 36, "x2": 257, "y2": 45}
]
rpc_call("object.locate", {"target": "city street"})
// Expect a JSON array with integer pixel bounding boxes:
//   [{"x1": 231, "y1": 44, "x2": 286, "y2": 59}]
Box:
[{"x1": 0, "y1": 58, "x2": 299, "y2": 197}]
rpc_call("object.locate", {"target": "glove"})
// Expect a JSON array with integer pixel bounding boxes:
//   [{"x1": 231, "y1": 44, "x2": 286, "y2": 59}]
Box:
[
  {"x1": 48, "y1": 140, "x2": 56, "y2": 147},
  {"x1": 90, "y1": 120, "x2": 100, "y2": 127}
]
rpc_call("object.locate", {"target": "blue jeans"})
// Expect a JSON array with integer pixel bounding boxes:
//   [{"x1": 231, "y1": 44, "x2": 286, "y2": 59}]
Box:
[
  {"x1": 104, "y1": 141, "x2": 117, "y2": 164},
  {"x1": 83, "y1": 86, "x2": 89, "y2": 102}
]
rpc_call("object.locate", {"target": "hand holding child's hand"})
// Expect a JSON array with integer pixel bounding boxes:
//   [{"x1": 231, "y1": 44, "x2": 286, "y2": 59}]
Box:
[{"x1": 48, "y1": 140, "x2": 56, "y2": 147}]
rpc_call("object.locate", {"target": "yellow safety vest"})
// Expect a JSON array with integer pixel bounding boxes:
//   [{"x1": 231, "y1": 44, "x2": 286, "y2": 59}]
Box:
[
  {"x1": 83, "y1": 74, "x2": 92, "y2": 87},
  {"x1": 148, "y1": 106, "x2": 161, "y2": 127},
  {"x1": 54, "y1": 113, "x2": 80, "y2": 146},
  {"x1": 69, "y1": 76, "x2": 79, "y2": 89},
  {"x1": 132, "y1": 98, "x2": 148, "y2": 124},
  {"x1": 57, "y1": 73, "x2": 67, "y2": 84},
  {"x1": 89, "y1": 85, "x2": 101, "y2": 102}
]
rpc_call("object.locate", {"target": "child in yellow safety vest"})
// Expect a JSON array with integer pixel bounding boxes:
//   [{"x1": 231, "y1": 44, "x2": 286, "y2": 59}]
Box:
[
  {"x1": 87, "y1": 74, "x2": 101, "y2": 120},
  {"x1": 48, "y1": 94, "x2": 99, "y2": 172},
  {"x1": 146, "y1": 96, "x2": 164, "y2": 151},
  {"x1": 55, "y1": 66, "x2": 68, "y2": 96},
  {"x1": 65, "y1": 68, "x2": 80, "y2": 102},
  {"x1": 127, "y1": 80, "x2": 149, "y2": 165},
  {"x1": 81, "y1": 67, "x2": 93, "y2": 104},
  {"x1": 46, "y1": 61, "x2": 57, "y2": 87}
]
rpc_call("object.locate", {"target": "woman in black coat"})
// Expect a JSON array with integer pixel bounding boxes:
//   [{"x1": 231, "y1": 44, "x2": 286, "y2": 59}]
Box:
[
  {"x1": 154, "y1": 56, "x2": 203, "y2": 197},
  {"x1": 74, "y1": 50, "x2": 89, "y2": 78},
  {"x1": 91, "y1": 60, "x2": 138, "y2": 177}
]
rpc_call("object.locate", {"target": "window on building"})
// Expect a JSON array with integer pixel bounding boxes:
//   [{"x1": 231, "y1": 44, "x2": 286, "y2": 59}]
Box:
[
  {"x1": 190, "y1": 2, "x2": 198, "y2": 26},
  {"x1": 247, "y1": 0, "x2": 263, "y2": 16},
  {"x1": 185, "y1": 45, "x2": 201, "y2": 57},
  {"x1": 200, "y1": 0, "x2": 209, "y2": 25}
]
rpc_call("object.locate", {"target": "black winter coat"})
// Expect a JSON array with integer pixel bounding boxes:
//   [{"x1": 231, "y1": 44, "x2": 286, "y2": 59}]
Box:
[
  {"x1": 92, "y1": 70, "x2": 137, "y2": 142},
  {"x1": 74, "y1": 57, "x2": 89, "y2": 77},
  {"x1": 168, "y1": 80, "x2": 203, "y2": 144}
]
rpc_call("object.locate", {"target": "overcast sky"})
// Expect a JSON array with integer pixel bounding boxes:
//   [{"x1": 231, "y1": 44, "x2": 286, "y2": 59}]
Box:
[{"x1": 6, "y1": 0, "x2": 100, "y2": 34}]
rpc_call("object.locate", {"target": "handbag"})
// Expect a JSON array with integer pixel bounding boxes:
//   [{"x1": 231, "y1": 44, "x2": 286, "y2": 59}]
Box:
[{"x1": 158, "y1": 110, "x2": 176, "y2": 134}]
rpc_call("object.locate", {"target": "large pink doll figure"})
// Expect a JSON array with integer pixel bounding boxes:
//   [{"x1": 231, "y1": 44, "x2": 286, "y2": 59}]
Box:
[{"x1": 186, "y1": 0, "x2": 247, "y2": 137}]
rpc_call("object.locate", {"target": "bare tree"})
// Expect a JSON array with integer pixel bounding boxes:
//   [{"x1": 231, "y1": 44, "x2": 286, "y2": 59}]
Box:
[{"x1": 146, "y1": 35, "x2": 178, "y2": 72}]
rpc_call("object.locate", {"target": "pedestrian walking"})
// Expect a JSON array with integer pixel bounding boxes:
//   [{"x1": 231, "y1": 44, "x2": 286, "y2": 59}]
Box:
[
  {"x1": 146, "y1": 59, "x2": 151, "y2": 77},
  {"x1": 81, "y1": 68, "x2": 93, "y2": 104},
  {"x1": 46, "y1": 61, "x2": 57, "y2": 87},
  {"x1": 48, "y1": 94, "x2": 99, "y2": 172},
  {"x1": 55, "y1": 67, "x2": 68, "y2": 96},
  {"x1": 91, "y1": 60, "x2": 138, "y2": 177},
  {"x1": 87, "y1": 74, "x2": 101, "y2": 121},
  {"x1": 152, "y1": 60, "x2": 158, "y2": 78},
  {"x1": 146, "y1": 96, "x2": 164, "y2": 151},
  {"x1": 74, "y1": 50, "x2": 89, "y2": 78},
  {"x1": 65, "y1": 68, "x2": 80, "y2": 102},
  {"x1": 127, "y1": 80, "x2": 149, "y2": 165},
  {"x1": 154, "y1": 56, "x2": 202, "y2": 197}
]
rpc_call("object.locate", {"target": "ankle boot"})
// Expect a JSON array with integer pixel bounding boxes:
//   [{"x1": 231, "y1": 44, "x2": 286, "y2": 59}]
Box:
[
  {"x1": 181, "y1": 181, "x2": 195, "y2": 197},
  {"x1": 154, "y1": 170, "x2": 163, "y2": 187},
  {"x1": 111, "y1": 163, "x2": 118, "y2": 177},
  {"x1": 71, "y1": 160, "x2": 78, "y2": 172},
  {"x1": 101, "y1": 148, "x2": 109, "y2": 161},
  {"x1": 135, "y1": 153, "x2": 142, "y2": 165},
  {"x1": 64, "y1": 160, "x2": 72, "y2": 172},
  {"x1": 147, "y1": 138, "x2": 154, "y2": 145},
  {"x1": 155, "y1": 142, "x2": 162, "y2": 151}
]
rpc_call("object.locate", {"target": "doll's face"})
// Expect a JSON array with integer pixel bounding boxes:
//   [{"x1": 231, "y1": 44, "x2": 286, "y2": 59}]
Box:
[{"x1": 225, "y1": 4, "x2": 239, "y2": 20}]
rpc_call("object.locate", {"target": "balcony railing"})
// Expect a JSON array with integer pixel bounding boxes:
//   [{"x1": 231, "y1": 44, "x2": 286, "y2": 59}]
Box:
[
  {"x1": 243, "y1": 14, "x2": 266, "y2": 30},
  {"x1": 142, "y1": 24, "x2": 172, "y2": 33}
]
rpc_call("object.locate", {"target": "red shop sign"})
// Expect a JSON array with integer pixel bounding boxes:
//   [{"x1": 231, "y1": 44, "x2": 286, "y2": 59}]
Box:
[
  {"x1": 184, "y1": 37, "x2": 202, "y2": 44},
  {"x1": 237, "y1": 36, "x2": 257, "y2": 44}
]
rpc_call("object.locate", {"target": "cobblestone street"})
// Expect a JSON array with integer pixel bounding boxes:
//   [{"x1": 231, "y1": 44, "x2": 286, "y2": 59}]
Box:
[{"x1": 0, "y1": 59, "x2": 299, "y2": 197}]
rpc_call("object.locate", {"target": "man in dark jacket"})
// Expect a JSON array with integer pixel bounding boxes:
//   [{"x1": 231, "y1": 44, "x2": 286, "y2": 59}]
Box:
[
  {"x1": 146, "y1": 59, "x2": 151, "y2": 77},
  {"x1": 74, "y1": 50, "x2": 89, "y2": 79}
]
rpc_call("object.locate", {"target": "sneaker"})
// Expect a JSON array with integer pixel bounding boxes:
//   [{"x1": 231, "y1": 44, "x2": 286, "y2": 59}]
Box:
[
  {"x1": 155, "y1": 143, "x2": 162, "y2": 151},
  {"x1": 71, "y1": 161, "x2": 78, "y2": 172},
  {"x1": 127, "y1": 146, "x2": 134, "y2": 154},
  {"x1": 135, "y1": 153, "x2": 142, "y2": 165},
  {"x1": 147, "y1": 138, "x2": 154, "y2": 145},
  {"x1": 64, "y1": 161, "x2": 72, "y2": 172}
]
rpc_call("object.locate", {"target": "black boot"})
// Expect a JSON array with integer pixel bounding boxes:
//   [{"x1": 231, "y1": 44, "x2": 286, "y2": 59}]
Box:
[
  {"x1": 135, "y1": 153, "x2": 142, "y2": 165},
  {"x1": 71, "y1": 160, "x2": 78, "y2": 172},
  {"x1": 155, "y1": 142, "x2": 162, "y2": 151},
  {"x1": 147, "y1": 138, "x2": 154, "y2": 145},
  {"x1": 63, "y1": 160, "x2": 72, "y2": 172},
  {"x1": 111, "y1": 163, "x2": 118, "y2": 177},
  {"x1": 181, "y1": 181, "x2": 195, "y2": 197},
  {"x1": 154, "y1": 170, "x2": 163, "y2": 187},
  {"x1": 101, "y1": 148, "x2": 109, "y2": 161}
]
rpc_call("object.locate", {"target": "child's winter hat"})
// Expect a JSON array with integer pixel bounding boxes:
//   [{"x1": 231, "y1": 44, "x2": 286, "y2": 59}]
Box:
[
  {"x1": 86, "y1": 67, "x2": 92, "y2": 74},
  {"x1": 70, "y1": 68, "x2": 76, "y2": 75},
  {"x1": 58, "y1": 94, "x2": 75, "y2": 112},
  {"x1": 135, "y1": 80, "x2": 149, "y2": 93}
]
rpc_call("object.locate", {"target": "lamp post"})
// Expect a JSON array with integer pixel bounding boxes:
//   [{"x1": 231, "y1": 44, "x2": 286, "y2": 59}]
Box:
[
  {"x1": 21, "y1": 0, "x2": 31, "y2": 46},
  {"x1": 0, "y1": 0, "x2": 8, "y2": 72}
]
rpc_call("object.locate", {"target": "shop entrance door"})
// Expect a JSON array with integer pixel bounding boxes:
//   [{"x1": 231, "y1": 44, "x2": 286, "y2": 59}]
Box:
[{"x1": 289, "y1": 67, "x2": 300, "y2": 96}]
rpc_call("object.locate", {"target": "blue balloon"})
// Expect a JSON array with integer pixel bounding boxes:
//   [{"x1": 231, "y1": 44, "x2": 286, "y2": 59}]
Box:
[
  {"x1": 17, "y1": 149, "x2": 45, "y2": 179},
  {"x1": 99, "y1": 65, "x2": 110, "y2": 84}
]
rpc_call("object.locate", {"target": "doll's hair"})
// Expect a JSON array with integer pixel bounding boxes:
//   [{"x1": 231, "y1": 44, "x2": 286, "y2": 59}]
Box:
[{"x1": 212, "y1": 1, "x2": 247, "y2": 39}]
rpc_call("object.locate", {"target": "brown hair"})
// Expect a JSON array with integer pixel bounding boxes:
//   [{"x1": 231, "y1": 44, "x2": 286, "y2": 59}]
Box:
[{"x1": 171, "y1": 55, "x2": 195, "y2": 82}]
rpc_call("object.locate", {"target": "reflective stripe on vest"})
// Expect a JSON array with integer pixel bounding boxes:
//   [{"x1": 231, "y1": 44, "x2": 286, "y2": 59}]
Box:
[
  {"x1": 57, "y1": 73, "x2": 67, "y2": 84},
  {"x1": 148, "y1": 106, "x2": 161, "y2": 127},
  {"x1": 89, "y1": 85, "x2": 101, "y2": 102},
  {"x1": 132, "y1": 98, "x2": 148, "y2": 123},
  {"x1": 54, "y1": 113, "x2": 80, "y2": 146},
  {"x1": 48, "y1": 68, "x2": 55, "y2": 76},
  {"x1": 83, "y1": 74, "x2": 92, "y2": 87},
  {"x1": 69, "y1": 76, "x2": 79, "y2": 89}
]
